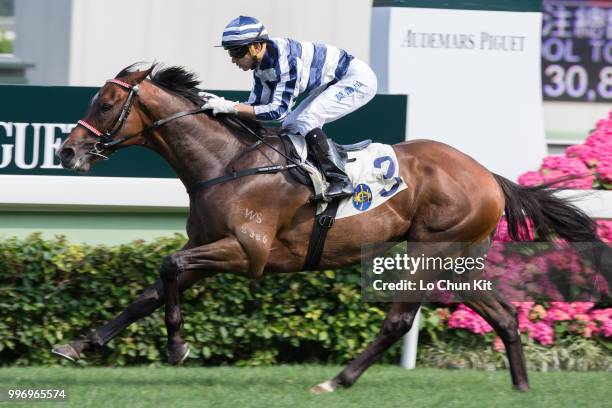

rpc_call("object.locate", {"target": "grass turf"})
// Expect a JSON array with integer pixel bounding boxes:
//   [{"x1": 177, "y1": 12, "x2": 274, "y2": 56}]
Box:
[{"x1": 0, "y1": 366, "x2": 609, "y2": 408}]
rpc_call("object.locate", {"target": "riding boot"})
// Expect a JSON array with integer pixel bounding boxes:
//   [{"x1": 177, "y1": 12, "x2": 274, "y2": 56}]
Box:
[{"x1": 305, "y1": 128, "x2": 354, "y2": 199}]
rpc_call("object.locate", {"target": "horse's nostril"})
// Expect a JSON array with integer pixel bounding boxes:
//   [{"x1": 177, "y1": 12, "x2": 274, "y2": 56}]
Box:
[{"x1": 59, "y1": 148, "x2": 75, "y2": 163}]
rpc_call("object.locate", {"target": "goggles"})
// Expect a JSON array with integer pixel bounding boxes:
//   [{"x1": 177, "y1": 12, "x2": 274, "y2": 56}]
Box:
[{"x1": 227, "y1": 46, "x2": 250, "y2": 59}]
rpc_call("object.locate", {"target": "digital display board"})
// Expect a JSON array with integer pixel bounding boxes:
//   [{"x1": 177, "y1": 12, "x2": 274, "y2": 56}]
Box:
[{"x1": 542, "y1": 0, "x2": 612, "y2": 103}]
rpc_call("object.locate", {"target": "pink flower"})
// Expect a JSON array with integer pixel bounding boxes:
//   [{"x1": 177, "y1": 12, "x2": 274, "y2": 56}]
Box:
[
  {"x1": 597, "y1": 220, "x2": 612, "y2": 242},
  {"x1": 548, "y1": 251, "x2": 573, "y2": 269},
  {"x1": 518, "y1": 111, "x2": 611, "y2": 190},
  {"x1": 592, "y1": 273, "x2": 610, "y2": 295},
  {"x1": 590, "y1": 308, "x2": 612, "y2": 322},
  {"x1": 447, "y1": 304, "x2": 493, "y2": 335},
  {"x1": 514, "y1": 301, "x2": 535, "y2": 316},
  {"x1": 590, "y1": 308, "x2": 612, "y2": 337},
  {"x1": 537, "y1": 275, "x2": 564, "y2": 299},
  {"x1": 493, "y1": 219, "x2": 511, "y2": 242},
  {"x1": 596, "y1": 161, "x2": 612, "y2": 183},
  {"x1": 573, "y1": 313, "x2": 592, "y2": 322},
  {"x1": 600, "y1": 320, "x2": 612, "y2": 337},
  {"x1": 571, "y1": 302, "x2": 594, "y2": 314},
  {"x1": 548, "y1": 301, "x2": 594, "y2": 317},
  {"x1": 492, "y1": 218, "x2": 536, "y2": 242},
  {"x1": 546, "y1": 308, "x2": 571, "y2": 321},
  {"x1": 529, "y1": 321, "x2": 554, "y2": 345},
  {"x1": 493, "y1": 336, "x2": 505, "y2": 351},
  {"x1": 541, "y1": 156, "x2": 589, "y2": 174},
  {"x1": 565, "y1": 144, "x2": 599, "y2": 166},
  {"x1": 518, "y1": 171, "x2": 545, "y2": 187},
  {"x1": 440, "y1": 302, "x2": 612, "y2": 348},
  {"x1": 583, "y1": 322, "x2": 599, "y2": 338}
]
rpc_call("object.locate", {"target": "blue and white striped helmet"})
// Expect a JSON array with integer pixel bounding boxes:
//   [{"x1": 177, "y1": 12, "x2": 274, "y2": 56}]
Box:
[{"x1": 221, "y1": 16, "x2": 269, "y2": 48}]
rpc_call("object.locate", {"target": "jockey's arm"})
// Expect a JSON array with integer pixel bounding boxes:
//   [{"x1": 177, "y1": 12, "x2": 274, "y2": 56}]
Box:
[
  {"x1": 201, "y1": 95, "x2": 287, "y2": 121},
  {"x1": 201, "y1": 97, "x2": 256, "y2": 119},
  {"x1": 235, "y1": 103, "x2": 256, "y2": 119}
]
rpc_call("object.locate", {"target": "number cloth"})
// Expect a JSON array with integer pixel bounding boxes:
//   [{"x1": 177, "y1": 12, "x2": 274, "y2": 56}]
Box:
[{"x1": 335, "y1": 143, "x2": 407, "y2": 219}]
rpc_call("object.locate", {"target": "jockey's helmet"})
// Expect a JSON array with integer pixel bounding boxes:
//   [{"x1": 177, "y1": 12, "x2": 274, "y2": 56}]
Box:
[{"x1": 220, "y1": 16, "x2": 269, "y2": 49}]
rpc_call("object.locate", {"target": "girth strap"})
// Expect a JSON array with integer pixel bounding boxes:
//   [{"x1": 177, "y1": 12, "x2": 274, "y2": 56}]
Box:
[{"x1": 302, "y1": 200, "x2": 340, "y2": 271}]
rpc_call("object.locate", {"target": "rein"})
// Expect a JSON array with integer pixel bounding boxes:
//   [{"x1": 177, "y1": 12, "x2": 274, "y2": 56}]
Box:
[{"x1": 76, "y1": 78, "x2": 301, "y2": 193}]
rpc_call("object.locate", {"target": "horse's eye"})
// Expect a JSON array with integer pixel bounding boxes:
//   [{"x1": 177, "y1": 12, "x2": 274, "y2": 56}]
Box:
[{"x1": 101, "y1": 102, "x2": 112, "y2": 112}]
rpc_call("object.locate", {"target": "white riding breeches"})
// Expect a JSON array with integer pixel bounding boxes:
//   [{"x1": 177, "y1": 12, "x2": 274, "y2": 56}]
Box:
[{"x1": 282, "y1": 58, "x2": 378, "y2": 136}]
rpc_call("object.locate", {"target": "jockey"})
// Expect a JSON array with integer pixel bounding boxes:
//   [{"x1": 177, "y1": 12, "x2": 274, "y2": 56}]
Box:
[{"x1": 202, "y1": 15, "x2": 378, "y2": 199}]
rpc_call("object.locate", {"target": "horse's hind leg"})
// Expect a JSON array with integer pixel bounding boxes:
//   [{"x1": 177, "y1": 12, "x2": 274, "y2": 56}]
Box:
[
  {"x1": 466, "y1": 293, "x2": 530, "y2": 391},
  {"x1": 311, "y1": 301, "x2": 421, "y2": 393},
  {"x1": 311, "y1": 242, "x2": 449, "y2": 393}
]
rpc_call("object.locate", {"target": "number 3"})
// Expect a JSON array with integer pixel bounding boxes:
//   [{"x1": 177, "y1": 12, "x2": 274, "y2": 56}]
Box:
[{"x1": 373, "y1": 156, "x2": 401, "y2": 197}]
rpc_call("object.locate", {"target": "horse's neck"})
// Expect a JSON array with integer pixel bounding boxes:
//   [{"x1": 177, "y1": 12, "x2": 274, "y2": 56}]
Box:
[{"x1": 141, "y1": 86, "x2": 243, "y2": 188}]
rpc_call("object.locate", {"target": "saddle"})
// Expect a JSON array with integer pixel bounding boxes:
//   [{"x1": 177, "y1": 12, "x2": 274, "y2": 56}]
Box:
[{"x1": 279, "y1": 133, "x2": 372, "y2": 204}]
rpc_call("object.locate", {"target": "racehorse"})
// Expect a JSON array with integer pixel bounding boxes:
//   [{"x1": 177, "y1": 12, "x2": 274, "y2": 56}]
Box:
[{"x1": 54, "y1": 64, "x2": 602, "y2": 393}]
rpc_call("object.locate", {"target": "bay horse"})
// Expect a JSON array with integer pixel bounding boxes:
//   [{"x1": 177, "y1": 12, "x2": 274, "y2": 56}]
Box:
[{"x1": 54, "y1": 64, "x2": 601, "y2": 393}]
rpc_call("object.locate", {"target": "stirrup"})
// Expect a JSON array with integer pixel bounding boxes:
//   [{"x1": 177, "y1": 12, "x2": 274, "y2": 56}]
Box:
[{"x1": 324, "y1": 179, "x2": 354, "y2": 199}]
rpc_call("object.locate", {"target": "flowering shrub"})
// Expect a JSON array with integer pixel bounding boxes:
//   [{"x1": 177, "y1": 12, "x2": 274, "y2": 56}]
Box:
[
  {"x1": 443, "y1": 301, "x2": 611, "y2": 348},
  {"x1": 517, "y1": 111, "x2": 612, "y2": 189}
]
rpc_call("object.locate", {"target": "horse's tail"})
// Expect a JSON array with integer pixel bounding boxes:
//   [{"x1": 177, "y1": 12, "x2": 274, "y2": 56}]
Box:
[
  {"x1": 492, "y1": 173, "x2": 598, "y2": 242},
  {"x1": 493, "y1": 173, "x2": 611, "y2": 300}
]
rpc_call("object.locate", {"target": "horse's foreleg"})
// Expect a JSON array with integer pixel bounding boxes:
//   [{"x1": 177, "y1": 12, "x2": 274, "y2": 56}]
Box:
[
  {"x1": 53, "y1": 270, "x2": 204, "y2": 361},
  {"x1": 70, "y1": 280, "x2": 165, "y2": 357},
  {"x1": 311, "y1": 301, "x2": 421, "y2": 393},
  {"x1": 160, "y1": 237, "x2": 249, "y2": 365}
]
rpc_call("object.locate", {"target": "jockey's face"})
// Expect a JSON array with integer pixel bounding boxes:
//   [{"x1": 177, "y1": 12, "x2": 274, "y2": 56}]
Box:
[
  {"x1": 228, "y1": 43, "x2": 263, "y2": 71},
  {"x1": 231, "y1": 52, "x2": 254, "y2": 71}
]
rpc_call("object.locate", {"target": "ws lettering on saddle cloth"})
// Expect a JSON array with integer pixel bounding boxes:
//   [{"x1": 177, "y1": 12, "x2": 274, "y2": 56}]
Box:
[{"x1": 336, "y1": 143, "x2": 407, "y2": 219}]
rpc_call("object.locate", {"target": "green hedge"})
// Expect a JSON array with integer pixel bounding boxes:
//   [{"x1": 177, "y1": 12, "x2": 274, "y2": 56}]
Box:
[
  {"x1": 2, "y1": 234, "x2": 609, "y2": 369},
  {"x1": 0, "y1": 234, "x2": 394, "y2": 366}
]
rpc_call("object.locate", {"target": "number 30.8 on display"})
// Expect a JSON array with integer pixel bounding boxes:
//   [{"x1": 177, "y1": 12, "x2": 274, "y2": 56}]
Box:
[{"x1": 544, "y1": 64, "x2": 612, "y2": 101}]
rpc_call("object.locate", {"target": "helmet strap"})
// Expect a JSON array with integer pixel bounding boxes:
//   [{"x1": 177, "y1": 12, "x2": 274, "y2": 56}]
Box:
[{"x1": 250, "y1": 42, "x2": 267, "y2": 69}]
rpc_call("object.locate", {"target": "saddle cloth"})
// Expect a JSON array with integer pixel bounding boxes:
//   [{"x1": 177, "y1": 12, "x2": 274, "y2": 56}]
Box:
[{"x1": 284, "y1": 134, "x2": 408, "y2": 219}]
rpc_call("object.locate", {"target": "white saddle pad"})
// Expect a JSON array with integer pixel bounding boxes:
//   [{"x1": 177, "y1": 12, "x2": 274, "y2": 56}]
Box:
[
  {"x1": 286, "y1": 135, "x2": 407, "y2": 219},
  {"x1": 336, "y1": 143, "x2": 407, "y2": 219}
]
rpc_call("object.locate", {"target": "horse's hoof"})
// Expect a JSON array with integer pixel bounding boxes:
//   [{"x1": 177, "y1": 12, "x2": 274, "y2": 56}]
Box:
[
  {"x1": 167, "y1": 342, "x2": 190, "y2": 365},
  {"x1": 310, "y1": 380, "x2": 338, "y2": 394},
  {"x1": 51, "y1": 344, "x2": 80, "y2": 362},
  {"x1": 513, "y1": 383, "x2": 530, "y2": 392}
]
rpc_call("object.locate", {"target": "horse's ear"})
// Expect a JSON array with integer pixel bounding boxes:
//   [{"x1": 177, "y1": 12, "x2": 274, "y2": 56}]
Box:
[{"x1": 125, "y1": 65, "x2": 155, "y2": 85}]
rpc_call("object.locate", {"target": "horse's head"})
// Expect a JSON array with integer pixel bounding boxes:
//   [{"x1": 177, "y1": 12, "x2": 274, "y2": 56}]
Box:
[{"x1": 58, "y1": 66, "x2": 154, "y2": 171}]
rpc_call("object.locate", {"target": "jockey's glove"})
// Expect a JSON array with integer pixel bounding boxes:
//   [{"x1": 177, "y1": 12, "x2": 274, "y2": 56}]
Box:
[
  {"x1": 198, "y1": 91, "x2": 220, "y2": 100},
  {"x1": 201, "y1": 97, "x2": 238, "y2": 116}
]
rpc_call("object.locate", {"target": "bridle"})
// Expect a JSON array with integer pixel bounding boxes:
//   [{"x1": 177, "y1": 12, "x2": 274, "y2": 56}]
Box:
[{"x1": 77, "y1": 78, "x2": 141, "y2": 160}]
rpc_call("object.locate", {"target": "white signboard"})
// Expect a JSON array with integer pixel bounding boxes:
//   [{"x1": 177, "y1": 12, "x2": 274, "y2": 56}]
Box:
[{"x1": 371, "y1": 6, "x2": 547, "y2": 180}]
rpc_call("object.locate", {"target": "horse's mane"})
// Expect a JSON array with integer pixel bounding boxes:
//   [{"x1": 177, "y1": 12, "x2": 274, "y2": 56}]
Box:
[{"x1": 115, "y1": 63, "x2": 272, "y2": 136}]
